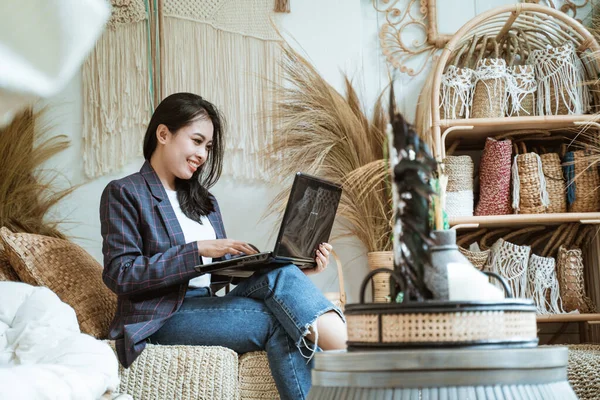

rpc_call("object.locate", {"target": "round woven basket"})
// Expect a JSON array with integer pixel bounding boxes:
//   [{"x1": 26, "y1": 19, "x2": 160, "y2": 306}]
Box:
[
  {"x1": 541, "y1": 153, "x2": 567, "y2": 213},
  {"x1": 458, "y1": 247, "x2": 490, "y2": 271},
  {"x1": 367, "y1": 251, "x2": 393, "y2": 303},
  {"x1": 345, "y1": 269, "x2": 538, "y2": 349}
]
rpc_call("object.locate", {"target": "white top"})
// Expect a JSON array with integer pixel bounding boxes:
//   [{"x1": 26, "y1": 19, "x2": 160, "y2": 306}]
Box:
[{"x1": 166, "y1": 189, "x2": 215, "y2": 288}]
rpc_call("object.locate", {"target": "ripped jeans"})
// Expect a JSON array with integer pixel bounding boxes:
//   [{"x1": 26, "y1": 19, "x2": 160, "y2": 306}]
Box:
[{"x1": 148, "y1": 264, "x2": 344, "y2": 400}]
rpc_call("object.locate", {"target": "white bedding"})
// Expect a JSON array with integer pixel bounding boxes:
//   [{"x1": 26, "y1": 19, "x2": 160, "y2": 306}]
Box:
[{"x1": 0, "y1": 282, "x2": 121, "y2": 400}]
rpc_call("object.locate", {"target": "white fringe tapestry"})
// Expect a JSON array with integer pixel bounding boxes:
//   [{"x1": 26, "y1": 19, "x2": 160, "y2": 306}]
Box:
[
  {"x1": 161, "y1": 0, "x2": 282, "y2": 181},
  {"x1": 489, "y1": 238, "x2": 530, "y2": 299},
  {"x1": 528, "y1": 42, "x2": 590, "y2": 116},
  {"x1": 527, "y1": 254, "x2": 564, "y2": 315},
  {"x1": 82, "y1": 0, "x2": 152, "y2": 179}
]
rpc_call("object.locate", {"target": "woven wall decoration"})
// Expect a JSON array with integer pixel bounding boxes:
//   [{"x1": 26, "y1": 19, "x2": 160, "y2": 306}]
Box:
[
  {"x1": 82, "y1": 0, "x2": 152, "y2": 179},
  {"x1": 82, "y1": 0, "x2": 283, "y2": 181}
]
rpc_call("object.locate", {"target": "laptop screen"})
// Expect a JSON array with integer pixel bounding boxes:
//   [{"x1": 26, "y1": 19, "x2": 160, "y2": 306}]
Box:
[{"x1": 273, "y1": 173, "x2": 342, "y2": 261}]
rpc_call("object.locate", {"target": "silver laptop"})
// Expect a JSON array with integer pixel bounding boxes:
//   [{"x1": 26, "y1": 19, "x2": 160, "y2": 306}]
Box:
[{"x1": 194, "y1": 172, "x2": 342, "y2": 277}]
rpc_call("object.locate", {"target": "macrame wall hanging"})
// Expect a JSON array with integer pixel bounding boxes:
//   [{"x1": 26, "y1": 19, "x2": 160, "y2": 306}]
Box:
[
  {"x1": 82, "y1": 0, "x2": 152, "y2": 179},
  {"x1": 161, "y1": 0, "x2": 282, "y2": 181},
  {"x1": 82, "y1": 0, "x2": 286, "y2": 181}
]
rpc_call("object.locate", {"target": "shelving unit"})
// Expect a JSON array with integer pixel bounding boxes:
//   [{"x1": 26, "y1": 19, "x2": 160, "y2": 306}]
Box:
[
  {"x1": 450, "y1": 213, "x2": 600, "y2": 229},
  {"x1": 426, "y1": 4, "x2": 600, "y2": 345}
]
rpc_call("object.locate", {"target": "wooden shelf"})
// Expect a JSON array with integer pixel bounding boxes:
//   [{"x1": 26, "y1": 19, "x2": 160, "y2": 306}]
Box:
[
  {"x1": 449, "y1": 213, "x2": 600, "y2": 229},
  {"x1": 537, "y1": 313, "x2": 600, "y2": 323},
  {"x1": 440, "y1": 114, "x2": 600, "y2": 137}
]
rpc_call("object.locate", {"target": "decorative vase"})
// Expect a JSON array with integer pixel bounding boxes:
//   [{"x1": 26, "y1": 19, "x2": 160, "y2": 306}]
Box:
[
  {"x1": 367, "y1": 251, "x2": 393, "y2": 303},
  {"x1": 425, "y1": 230, "x2": 473, "y2": 300}
]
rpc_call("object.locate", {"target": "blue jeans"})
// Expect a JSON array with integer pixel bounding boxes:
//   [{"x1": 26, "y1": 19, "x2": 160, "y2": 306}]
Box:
[{"x1": 148, "y1": 264, "x2": 344, "y2": 400}]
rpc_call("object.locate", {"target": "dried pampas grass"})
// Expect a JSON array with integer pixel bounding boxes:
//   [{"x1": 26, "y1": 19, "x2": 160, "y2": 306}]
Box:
[
  {"x1": 265, "y1": 44, "x2": 392, "y2": 252},
  {"x1": 0, "y1": 109, "x2": 74, "y2": 238}
]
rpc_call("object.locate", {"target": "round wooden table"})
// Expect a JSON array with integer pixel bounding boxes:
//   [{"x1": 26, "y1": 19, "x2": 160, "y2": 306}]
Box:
[{"x1": 308, "y1": 347, "x2": 576, "y2": 399}]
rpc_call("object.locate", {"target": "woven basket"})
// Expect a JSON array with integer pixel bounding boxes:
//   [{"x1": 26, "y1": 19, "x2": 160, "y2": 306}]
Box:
[
  {"x1": 238, "y1": 352, "x2": 279, "y2": 400},
  {"x1": 507, "y1": 64, "x2": 536, "y2": 116},
  {"x1": 0, "y1": 244, "x2": 19, "y2": 281},
  {"x1": 567, "y1": 344, "x2": 600, "y2": 400},
  {"x1": 475, "y1": 138, "x2": 513, "y2": 216},
  {"x1": 526, "y1": 253, "x2": 563, "y2": 315},
  {"x1": 489, "y1": 238, "x2": 531, "y2": 299},
  {"x1": 541, "y1": 153, "x2": 567, "y2": 213},
  {"x1": 557, "y1": 246, "x2": 596, "y2": 313},
  {"x1": 512, "y1": 152, "x2": 549, "y2": 214},
  {"x1": 529, "y1": 42, "x2": 589, "y2": 116},
  {"x1": 471, "y1": 58, "x2": 507, "y2": 119},
  {"x1": 345, "y1": 269, "x2": 538, "y2": 348},
  {"x1": 444, "y1": 155, "x2": 474, "y2": 218},
  {"x1": 457, "y1": 229, "x2": 490, "y2": 271},
  {"x1": 564, "y1": 150, "x2": 600, "y2": 212},
  {"x1": 430, "y1": 4, "x2": 600, "y2": 159},
  {"x1": 112, "y1": 343, "x2": 239, "y2": 400},
  {"x1": 367, "y1": 251, "x2": 393, "y2": 303}
]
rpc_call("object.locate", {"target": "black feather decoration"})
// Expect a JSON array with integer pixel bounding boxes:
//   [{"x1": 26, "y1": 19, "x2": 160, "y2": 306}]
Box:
[{"x1": 388, "y1": 86, "x2": 437, "y2": 301}]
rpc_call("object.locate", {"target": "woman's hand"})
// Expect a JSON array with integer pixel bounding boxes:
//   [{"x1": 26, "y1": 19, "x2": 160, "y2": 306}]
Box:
[
  {"x1": 303, "y1": 243, "x2": 333, "y2": 276},
  {"x1": 197, "y1": 239, "x2": 258, "y2": 258}
]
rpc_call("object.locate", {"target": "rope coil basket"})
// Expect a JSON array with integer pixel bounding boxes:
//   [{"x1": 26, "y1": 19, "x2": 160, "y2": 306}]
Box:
[
  {"x1": 345, "y1": 269, "x2": 538, "y2": 349},
  {"x1": 564, "y1": 150, "x2": 600, "y2": 212},
  {"x1": 444, "y1": 155, "x2": 474, "y2": 217},
  {"x1": 541, "y1": 153, "x2": 567, "y2": 213},
  {"x1": 475, "y1": 138, "x2": 513, "y2": 216}
]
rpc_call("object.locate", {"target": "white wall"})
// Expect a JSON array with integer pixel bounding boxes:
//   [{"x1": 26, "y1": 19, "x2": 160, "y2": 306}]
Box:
[{"x1": 42, "y1": 0, "x2": 588, "y2": 303}]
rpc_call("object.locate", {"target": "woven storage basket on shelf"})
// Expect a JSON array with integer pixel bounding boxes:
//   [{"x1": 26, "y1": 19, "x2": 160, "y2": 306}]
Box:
[
  {"x1": 345, "y1": 269, "x2": 538, "y2": 348},
  {"x1": 503, "y1": 31, "x2": 536, "y2": 117},
  {"x1": 557, "y1": 245, "x2": 596, "y2": 313},
  {"x1": 529, "y1": 41, "x2": 589, "y2": 116},
  {"x1": 440, "y1": 38, "x2": 477, "y2": 120},
  {"x1": 489, "y1": 238, "x2": 531, "y2": 299},
  {"x1": 430, "y1": 3, "x2": 600, "y2": 160},
  {"x1": 444, "y1": 155, "x2": 474, "y2": 217},
  {"x1": 367, "y1": 251, "x2": 393, "y2": 303},
  {"x1": 512, "y1": 146, "x2": 549, "y2": 214},
  {"x1": 471, "y1": 38, "x2": 508, "y2": 119},
  {"x1": 564, "y1": 150, "x2": 600, "y2": 212},
  {"x1": 457, "y1": 229, "x2": 490, "y2": 271},
  {"x1": 541, "y1": 153, "x2": 567, "y2": 213},
  {"x1": 526, "y1": 253, "x2": 563, "y2": 315},
  {"x1": 475, "y1": 137, "x2": 513, "y2": 216}
]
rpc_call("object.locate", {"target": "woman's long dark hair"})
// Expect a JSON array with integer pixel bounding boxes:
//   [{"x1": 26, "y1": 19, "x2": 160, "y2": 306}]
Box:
[{"x1": 143, "y1": 92, "x2": 225, "y2": 220}]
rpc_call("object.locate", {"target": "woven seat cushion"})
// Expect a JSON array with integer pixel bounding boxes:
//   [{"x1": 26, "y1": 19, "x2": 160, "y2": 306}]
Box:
[
  {"x1": 0, "y1": 227, "x2": 116, "y2": 338},
  {"x1": 238, "y1": 351, "x2": 279, "y2": 399},
  {"x1": 110, "y1": 342, "x2": 238, "y2": 400},
  {"x1": 567, "y1": 344, "x2": 600, "y2": 400},
  {"x1": 0, "y1": 244, "x2": 19, "y2": 281}
]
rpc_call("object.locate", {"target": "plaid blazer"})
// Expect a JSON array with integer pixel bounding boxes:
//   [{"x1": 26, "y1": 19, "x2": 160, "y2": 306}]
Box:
[{"x1": 100, "y1": 161, "x2": 229, "y2": 367}]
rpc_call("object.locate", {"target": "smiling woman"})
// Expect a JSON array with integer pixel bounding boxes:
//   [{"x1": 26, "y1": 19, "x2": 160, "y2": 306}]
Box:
[{"x1": 99, "y1": 92, "x2": 347, "y2": 399}]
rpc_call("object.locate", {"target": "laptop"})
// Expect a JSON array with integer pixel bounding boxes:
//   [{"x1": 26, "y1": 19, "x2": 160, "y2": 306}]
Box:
[{"x1": 195, "y1": 172, "x2": 342, "y2": 278}]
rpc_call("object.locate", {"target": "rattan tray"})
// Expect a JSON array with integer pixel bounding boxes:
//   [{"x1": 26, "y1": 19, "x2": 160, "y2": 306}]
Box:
[{"x1": 346, "y1": 268, "x2": 538, "y2": 350}]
